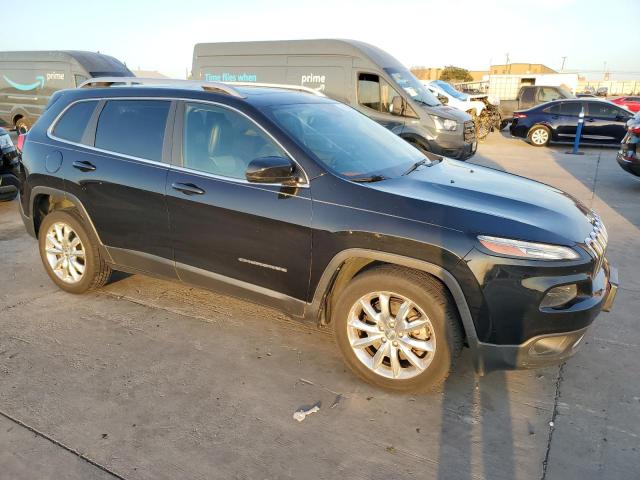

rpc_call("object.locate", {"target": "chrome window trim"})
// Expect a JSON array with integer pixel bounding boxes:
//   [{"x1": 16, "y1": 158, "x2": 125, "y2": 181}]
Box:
[{"x1": 46, "y1": 96, "x2": 310, "y2": 188}]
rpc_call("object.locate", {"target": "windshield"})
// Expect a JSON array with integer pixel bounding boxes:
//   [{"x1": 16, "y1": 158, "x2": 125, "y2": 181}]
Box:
[
  {"x1": 433, "y1": 80, "x2": 469, "y2": 101},
  {"x1": 383, "y1": 68, "x2": 440, "y2": 107},
  {"x1": 263, "y1": 102, "x2": 427, "y2": 180}
]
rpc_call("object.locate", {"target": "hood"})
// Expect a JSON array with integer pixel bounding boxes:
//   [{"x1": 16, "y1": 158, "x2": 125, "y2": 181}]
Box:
[{"x1": 368, "y1": 159, "x2": 594, "y2": 246}]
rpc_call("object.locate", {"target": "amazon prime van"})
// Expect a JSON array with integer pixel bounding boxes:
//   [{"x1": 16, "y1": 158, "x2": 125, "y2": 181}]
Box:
[
  {"x1": 192, "y1": 40, "x2": 476, "y2": 159},
  {"x1": 0, "y1": 51, "x2": 132, "y2": 133}
]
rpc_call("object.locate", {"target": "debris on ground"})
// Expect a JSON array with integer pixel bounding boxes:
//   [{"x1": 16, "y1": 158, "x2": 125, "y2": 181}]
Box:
[
  {"x1": 330, "y1": 394, "x2": 342, "y2": 409},
  {"x1": 293, "y1": 404, "x2": 320, "y2": 422}
]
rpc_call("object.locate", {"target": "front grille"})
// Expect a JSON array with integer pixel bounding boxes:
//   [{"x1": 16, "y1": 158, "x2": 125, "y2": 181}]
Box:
[
  {"x1": 583, "y1": 212, "x2": 608, "y2": 274},
  {"x1": 463, "y1": 121, "x2": 476, "y2": 143}
]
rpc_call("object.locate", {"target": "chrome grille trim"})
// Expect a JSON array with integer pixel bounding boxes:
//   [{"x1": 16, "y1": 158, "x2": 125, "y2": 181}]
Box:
[{"x1": 584, "y1": 213, "x2": 608, "y2": 273}]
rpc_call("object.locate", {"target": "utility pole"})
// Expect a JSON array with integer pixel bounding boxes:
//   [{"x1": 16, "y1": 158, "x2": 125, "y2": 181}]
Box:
[
  {"x1": 505, "y1": 53, "x2": 510, "y2": 74},
  {"x1": 561, "y1": 56, "x2": 567, "y2": 71}
]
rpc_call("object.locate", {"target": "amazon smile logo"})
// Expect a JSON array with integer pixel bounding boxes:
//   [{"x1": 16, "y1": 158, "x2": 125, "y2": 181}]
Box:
[{"x1": 3, "y1": 75, "x2": 45, "y2": 91}]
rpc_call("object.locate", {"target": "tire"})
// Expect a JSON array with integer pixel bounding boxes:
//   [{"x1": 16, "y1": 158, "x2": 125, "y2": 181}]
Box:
[
  {"x1": 499, "y1": 120, "x2": 509, "y2": 131},
  {"x1": 527, "y1": 125, "x2": 551, "y2": 147},
  {"x1": 333, "y1": 265, "x2": 463, "y2": 392},
  {"x1": 405, "y1": 138, "x2": 432, "y2": 156},
  {"x1": 15, "y1": 118, "x2": 30, "y2": 135},
  {"x1": 38, "y1": 209, "x2": 111, "y2": 294},
  {"x1": 0, "y1": 190, "x2": 18, "y2": 202}
]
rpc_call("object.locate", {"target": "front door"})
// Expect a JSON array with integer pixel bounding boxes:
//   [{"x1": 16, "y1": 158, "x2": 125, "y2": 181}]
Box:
[
  {"x1": 166, "y1": 101, "x2": 313, "y2": 314},
  {"x1": 61, "y1": 98, "x2": 176, "y2": 277},
  {"x1": 583, "y1": 101, "x2": 630, "y2": 144}
]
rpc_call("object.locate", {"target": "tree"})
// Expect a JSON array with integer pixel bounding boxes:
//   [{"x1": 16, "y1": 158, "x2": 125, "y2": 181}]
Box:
[{"x1": 439, "y1": 66, "x2": 473, "y2": 83}]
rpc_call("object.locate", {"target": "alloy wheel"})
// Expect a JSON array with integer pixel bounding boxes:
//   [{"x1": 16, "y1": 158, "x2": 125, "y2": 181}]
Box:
[
  {"x1": 45, "y1": 222, "x2": 86, "y2": 284},
  {"x1": 531, "y1": 128, "x2": 549, "y2": 145},
  {"x1": 346, "y1": 291, "x2": 436, "y2": 380}
]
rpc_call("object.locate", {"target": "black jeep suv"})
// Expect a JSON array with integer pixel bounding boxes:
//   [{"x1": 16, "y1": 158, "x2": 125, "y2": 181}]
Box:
[{"x1": 18, "y1": 78, "x2": 617, "y2": 391}]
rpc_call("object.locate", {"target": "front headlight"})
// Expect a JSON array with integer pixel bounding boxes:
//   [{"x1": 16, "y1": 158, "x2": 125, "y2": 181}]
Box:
[
  {"x1": 430, "y1": 115, "x2": 458, "y2": 132},
  {"x1": 478, "y1": 235, "x2": 580, "y2": 260}
]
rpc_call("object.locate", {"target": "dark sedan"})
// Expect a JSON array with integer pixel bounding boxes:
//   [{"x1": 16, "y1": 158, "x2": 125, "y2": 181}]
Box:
[{"x1": 510, "y1": 99, "x2": 634, "y2": 147}]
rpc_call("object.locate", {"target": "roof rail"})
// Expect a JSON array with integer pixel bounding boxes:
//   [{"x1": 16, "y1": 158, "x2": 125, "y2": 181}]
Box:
[
  {"x1": 225, "y1": 82, "x2": 326, "y2": 97},
  {"x1": 78, "y1": 77, "x2": 245, "y2": 98}
]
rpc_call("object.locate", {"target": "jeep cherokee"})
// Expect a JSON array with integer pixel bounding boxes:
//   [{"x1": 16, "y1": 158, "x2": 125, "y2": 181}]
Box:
[{"x1": 18, "y1": 78, "x2": 618, "y2": 391}]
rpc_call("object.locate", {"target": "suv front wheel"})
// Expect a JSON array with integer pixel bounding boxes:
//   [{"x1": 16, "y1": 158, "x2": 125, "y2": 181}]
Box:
[
  {"x1": 38, "y1": 209, "x2": 112, "y2": 294},
  {"x1": 333, "y1": 265, "x2": 462, "y2": 392}
]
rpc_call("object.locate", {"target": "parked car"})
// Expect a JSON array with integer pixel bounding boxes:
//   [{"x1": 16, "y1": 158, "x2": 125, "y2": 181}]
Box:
[
  {"x1": 499, "y1": 85, "x2": 574, "y2": 125},
  {"x1": 617, "y1": 112, "x2": 640, "y2": 177},
  {"x1": 596, "y1": 87, "x2": 609, "y2": 97},
  {"x1": 581, "y1": 86, "x2": 596, "y2": 95},
  {"x1": 0, "y1": 50, "x2": 132, "y2": 133},
  {"x1": 611, "y1": 96, "x2": 640, "y2": 113},
  {"x1": 0, "y1": 127, "x2": 20, "y2": 201},
  {"x1": 576, "y1": 93, "x2": 596, "y2": 98},
  {"x1": 510, "y1": 99, "x2": 634, "y2": 147},
  {"x1": 192, "y1": 40, "x2": 477, "y2": 160},
  {"x1": 19, "y1": 78, "x2": 617, "y2": 391}
]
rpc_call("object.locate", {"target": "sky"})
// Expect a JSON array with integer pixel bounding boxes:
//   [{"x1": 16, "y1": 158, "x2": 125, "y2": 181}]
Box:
[{"x1": 1, "y1": 0, "x2": 639, "y2": 79}]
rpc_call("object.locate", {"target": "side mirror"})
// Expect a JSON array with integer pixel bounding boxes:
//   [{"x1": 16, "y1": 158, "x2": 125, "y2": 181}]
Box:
[
  {"x1": 438, "y1": 94, "x2": 448, "y2": 105},
  {"x1": 245, "y1": 156, "x2": 296, "y2": 184}
]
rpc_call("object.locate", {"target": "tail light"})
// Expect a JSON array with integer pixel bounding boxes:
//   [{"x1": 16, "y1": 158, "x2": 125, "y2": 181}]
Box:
[
  {"x1": 16, "y1": 133, "x2": 26, "y2": 153},
  {"x1": 630, "y1": 126, "x2": 640, "y2": 135},
  {"x1": 513, "y1": 113, "x2": 528, "y2": 119}
]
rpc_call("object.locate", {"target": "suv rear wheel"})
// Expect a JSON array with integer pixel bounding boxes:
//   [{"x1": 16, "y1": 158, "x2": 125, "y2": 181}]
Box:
[
  {"x1": 333, "y1": 265, "x2": 462, "y2": 392},
  {"x1": 38, "y1": 209, "x2": 111, "y2": 294}
]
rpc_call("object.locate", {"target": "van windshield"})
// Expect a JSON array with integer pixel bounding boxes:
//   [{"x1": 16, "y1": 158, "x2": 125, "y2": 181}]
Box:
[
  {"x1": 384, "y1": 68, "x2": 440, "y2": 107},
  {"x1": 433, "y1": 80, "x2": 469, "y2": 101},
  {"x1": 263, "y1": 102, "x2": 427, "y2": 180}
]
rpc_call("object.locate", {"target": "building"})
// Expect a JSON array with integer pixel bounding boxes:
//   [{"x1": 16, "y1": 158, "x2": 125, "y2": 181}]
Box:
[{"x1": 489, "y1": 63, "x2": 557, "y2": 75}]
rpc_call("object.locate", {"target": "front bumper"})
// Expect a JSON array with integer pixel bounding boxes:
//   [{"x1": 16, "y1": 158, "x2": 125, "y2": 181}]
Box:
[
  {"x1": 476, "y1": 265, "x2": 618, "y2": 373},
  {"x1": 431, "y1": 140, "x2": 477, "y2": 160}
]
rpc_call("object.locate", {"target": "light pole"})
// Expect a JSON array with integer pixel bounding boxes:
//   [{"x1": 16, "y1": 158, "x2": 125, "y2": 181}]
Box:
[{"x1": 561, "y1": 56, "x2": 567, "y2": 71}]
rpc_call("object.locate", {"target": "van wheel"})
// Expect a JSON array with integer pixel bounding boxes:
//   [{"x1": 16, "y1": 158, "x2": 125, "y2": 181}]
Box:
[
  {"x1": 528, "y1": 125, "x2": 550, "y2": 146},
  {"x1": 15, "y1": 118, "x2": 30, "y2": 134},
  {"x1": 38, "y1": 209, "x2": 112, "y2": 294},
  {"x1": 333, "y1": 265, "x2": 463, "y2": 392},
  {"x1": 406, "y1": 139, "x2": 431, "y2": 156}
]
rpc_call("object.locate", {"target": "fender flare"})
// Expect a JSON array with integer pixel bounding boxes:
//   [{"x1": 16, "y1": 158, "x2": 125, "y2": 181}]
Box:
[
  {"x1": 305, "y1": 248, "x2": 480, "y2": 354},
  {"x1": 27, "y1": 186, "x2": 111, "y2": 261}
]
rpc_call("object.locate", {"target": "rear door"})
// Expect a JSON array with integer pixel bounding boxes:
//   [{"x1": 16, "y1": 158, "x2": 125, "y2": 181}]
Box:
[
  {"x1": 550, "y1": 101, "x2": 583, "y2": 141},
  {"x1": 583, "y1": 101, "x2": 630, "y2": 143},
  {"x1": 59, "y1": 97, "x2": 177, "y2": 277},
  {"x1": 165, "y1": 100, "x2": 313, "y2": 313}
]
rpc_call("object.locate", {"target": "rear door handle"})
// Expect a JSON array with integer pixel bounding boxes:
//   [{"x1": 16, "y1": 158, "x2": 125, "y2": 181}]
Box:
[
  {"x1": 171, "y1": 182, "x2": 205, "y2": 195},
  {"x1": 72, "y1": 160, "x2": 96, "y2": 172}
]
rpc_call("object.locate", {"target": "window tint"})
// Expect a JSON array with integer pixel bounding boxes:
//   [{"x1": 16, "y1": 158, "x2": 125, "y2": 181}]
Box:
[
  {"x1": 53, "y1": 100, "x2": 98, "y2": 143},
  {"x1": 95, "y1": 100, "x2": 169, "y2": 161},
  {"x1": 560, "y1": 102, "x2": 583, "y2": 116},
  {"x1": 520, "y1": 88, "x2": 535, "y2": 103},
  {"x1": 545, "y1": 103, "x2": 561, "y2": 114},
  {"x1": 587, "y1": 102, "x2": 622, "y2": 119},
  {"x1": 182, "y1": 103, "x2": 287, "y2": 180}
]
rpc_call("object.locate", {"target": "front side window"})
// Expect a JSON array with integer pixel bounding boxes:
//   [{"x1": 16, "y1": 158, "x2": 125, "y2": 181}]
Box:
[
  {"x1": 182, "y1": 103, "x2": 287, "y2": 180},
  {"x1": 263, "y1": 102, "x2": 425, "y2": 180},
  {"x1": 358, "y1": 73, "x2": 416, "y2": 117},
  {"x1": 74, "y1": 74, "x2": 88, "y2": 87},
  {"x1": 521, "y1": 88, "x2": 535, "y2": 103},
  {"x1": 53, "y1": 100, "x2": 98, "y2": 143},
  {"x1": 587, "y1": 102, "x2": 622, "y2": 119},
  {"x1": 95, "y1": 100, "x2": 170, "y2": 162}
]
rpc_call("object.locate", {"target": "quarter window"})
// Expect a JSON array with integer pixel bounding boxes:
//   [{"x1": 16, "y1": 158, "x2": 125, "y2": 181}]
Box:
[
  {"x1": 53, "y1": 100, "x2": 98, "y2": 143},
  {"x1": 95, "y1": 100, "x2": 170, "y2": 162},
  {"x1": 182, "y1": 103, "x2": 287, "y2": 180},
  {"x1": 74, "y1": 74, "x2": 89, "y2": 87}
]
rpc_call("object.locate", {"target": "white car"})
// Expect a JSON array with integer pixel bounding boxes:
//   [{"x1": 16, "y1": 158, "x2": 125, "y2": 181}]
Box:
[{"x1": 423, "y1": 80, "x2": 489, "y2": 117}]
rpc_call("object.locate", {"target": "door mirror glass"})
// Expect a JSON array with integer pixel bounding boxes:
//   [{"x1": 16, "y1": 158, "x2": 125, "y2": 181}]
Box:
[
  {"x1": 246, "y1": 156, "x2": 296, "y2": 184},
  {"x1": 437, "y1": 94, "x2": 448, "y2": 105}
]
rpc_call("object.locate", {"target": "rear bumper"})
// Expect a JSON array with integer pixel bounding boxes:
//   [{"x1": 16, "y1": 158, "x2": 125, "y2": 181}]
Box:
[
  {"x1": 475, "y1": 266, "x2": 618, "y2": 373},
  {"x1": 617, "y1": 152, "x2": 640, "y2": 177}
]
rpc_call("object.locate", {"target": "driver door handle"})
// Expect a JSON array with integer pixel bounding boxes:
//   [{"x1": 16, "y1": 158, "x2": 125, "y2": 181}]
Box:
[
  {"x1": 171, "y1": 182, "x2": 205, "y2": 195},
  {"x1": 72, "y1": 160, "x2": 96, "y2": 172}
]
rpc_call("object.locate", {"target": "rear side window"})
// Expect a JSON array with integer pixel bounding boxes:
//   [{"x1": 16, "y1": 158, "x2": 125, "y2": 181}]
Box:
[
  {"x1": 560, "y1": 102, "x2": 583, "y2": 116},
  {"x1": 53, "y1": 100, "x2": 98, "y2": 143},
  {"x1": 95, "y1": 100, "x2": 170, "y2": 162}
]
